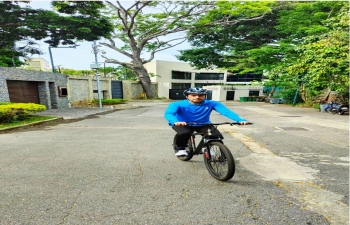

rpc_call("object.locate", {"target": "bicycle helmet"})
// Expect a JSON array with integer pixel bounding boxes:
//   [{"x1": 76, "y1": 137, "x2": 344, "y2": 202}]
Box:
[{"x1": 183, "y1": 87, "x2": 207, "y2": 97}]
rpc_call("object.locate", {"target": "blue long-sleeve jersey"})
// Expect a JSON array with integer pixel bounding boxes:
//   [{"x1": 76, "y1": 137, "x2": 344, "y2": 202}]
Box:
[{"x1": 164, "y1": 99, "x2": 247, "y2": 126}]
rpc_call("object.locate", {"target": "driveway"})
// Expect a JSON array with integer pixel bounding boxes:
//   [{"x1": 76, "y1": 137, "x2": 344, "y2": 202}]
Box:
[{"x1": 0, "y1": 101, "x2": 348, "y2": 225}]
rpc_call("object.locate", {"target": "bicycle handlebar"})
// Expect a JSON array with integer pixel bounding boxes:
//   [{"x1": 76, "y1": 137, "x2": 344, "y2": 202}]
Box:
[{"x1": 187, "y1": 122, "x2": 253, "y2": 126}]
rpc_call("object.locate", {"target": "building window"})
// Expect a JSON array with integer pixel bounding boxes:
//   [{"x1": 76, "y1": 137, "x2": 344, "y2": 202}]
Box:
[
  {"x1": 172, "y1": 71, "x2": 191, "y2": 80},
  {"x1": 172, "y1": 83, "x2": 191, "y2": 89},
  {"x1": 58, "y1": 86, "x2": 68, "y2": 97},
  {"x1": 195, "y1": 73, "x2": 224, "y2": 80},
  {"x1": 249, "y1": 91, "x2": 260, "y2": 96},
  {"x1": 226, "y1": 73, "x2": 262, "y2": 82}
]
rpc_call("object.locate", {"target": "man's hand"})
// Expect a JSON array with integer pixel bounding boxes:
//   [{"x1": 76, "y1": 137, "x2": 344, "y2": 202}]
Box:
[
  {"x1": 174, "y1": 122, "x2": 187, "y2": 126},
  {"x1": 238, "y1": 121, "x2": 250, "y2": 125}
]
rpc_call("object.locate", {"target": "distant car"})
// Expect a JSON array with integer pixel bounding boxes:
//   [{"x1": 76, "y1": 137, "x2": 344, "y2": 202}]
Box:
[{"x1": 269, "y1": 98, "x2": 284, "y2": 104}]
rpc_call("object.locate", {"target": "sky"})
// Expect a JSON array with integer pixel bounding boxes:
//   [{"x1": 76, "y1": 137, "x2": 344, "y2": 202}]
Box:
[{"x1": 26, "y1": 1, "x2": 190, "y2": 70}]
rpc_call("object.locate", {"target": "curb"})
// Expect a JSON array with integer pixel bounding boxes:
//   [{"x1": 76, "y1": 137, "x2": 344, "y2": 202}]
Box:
[{"x1": 0, "y1": 117, "x2": 64, "y2": 132}]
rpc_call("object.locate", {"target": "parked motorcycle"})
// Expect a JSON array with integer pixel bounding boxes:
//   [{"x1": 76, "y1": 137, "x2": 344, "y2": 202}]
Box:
[{"x1": 325, "y1": 102, "x2": 349, "y2": 115}]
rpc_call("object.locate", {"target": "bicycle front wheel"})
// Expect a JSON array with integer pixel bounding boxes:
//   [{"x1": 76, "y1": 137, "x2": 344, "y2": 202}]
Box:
[{"x1": 203, "y1": 142, "x2": 235, "y2": 181}]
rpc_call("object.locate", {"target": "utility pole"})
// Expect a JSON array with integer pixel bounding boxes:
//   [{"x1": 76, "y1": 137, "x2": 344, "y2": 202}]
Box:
[
  {"x1": 91, "y1": 41, "x2": 102, "y2": 108},
  {"x1": 48, "y1": 45, "x2": 78, "y2": 73}
]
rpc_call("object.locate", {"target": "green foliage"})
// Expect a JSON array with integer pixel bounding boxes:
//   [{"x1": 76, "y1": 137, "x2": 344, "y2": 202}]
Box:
[
  {"x1": 285, "y1": 4, "x2": 349, "y2": 102},
  {"x1": 0, "y1": 103, "x2": 46, "y2": 123},
  {"x1": 91, "y1": 99, "x2": 126, "y2": 105},
  {"x1": 179, "y1": 1, "x2": 349, "y2": 104},
  {"x1": 177, "y1": 1, "x2": 280, "y2": 70},
  {"x1": 0, "y1": 115, "x2": 55, "y2": 129},
  {"x1": 275, "y1": 1, "x2": 344, "y2": 39},
  {"x1": 112, "y1": 66, "x2": 137, "y2": 80},
  {"x1": 59, "y1": 68, "x2": 95, "y2": 76},
  {"x1": 279, "y1": 88, "x2": 303, "y2": 105},
  {"x1": 0, "y1": 1, "x2": 113, "y2": 67},
  {"x1": 57, "y1": 65, "x2": 138, "y2": 80}
]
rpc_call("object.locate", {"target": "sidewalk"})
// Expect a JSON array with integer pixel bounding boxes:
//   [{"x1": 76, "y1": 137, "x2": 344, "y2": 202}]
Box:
[
  {"x1": 35, "y1": 102, "x2": 139, "y2": 119},
  {"x1": 0, "y1": 103, "x2": 140, "y2": 133},
  {"x1": 35, "y1": 101, "x2": 172, "y2": 119}
]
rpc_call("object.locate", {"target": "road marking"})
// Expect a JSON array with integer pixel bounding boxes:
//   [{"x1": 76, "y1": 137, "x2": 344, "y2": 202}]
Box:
[
  {"x1": 243, "y1": 107, "x2": 348, "y2": 130},
  {"x1": 220, "y1": 126, "x2": 349, "y2": 225},
  {"x1": 219, "y1": 125, "x2": 319, "y2": 181}
]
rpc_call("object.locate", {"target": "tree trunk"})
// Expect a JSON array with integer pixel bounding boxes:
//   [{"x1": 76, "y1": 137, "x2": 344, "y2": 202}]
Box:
[
  {"x1": 267, "y1": 84, "x2": 276, "y2": 99},
  {"x1": 133, "y1": 62, "x2": 155, "y2": 98}
]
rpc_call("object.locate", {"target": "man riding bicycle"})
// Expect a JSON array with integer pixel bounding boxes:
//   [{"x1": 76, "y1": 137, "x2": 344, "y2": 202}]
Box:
[{"x1": 164, "y1": 87, "x2": 249, "y2": 156}]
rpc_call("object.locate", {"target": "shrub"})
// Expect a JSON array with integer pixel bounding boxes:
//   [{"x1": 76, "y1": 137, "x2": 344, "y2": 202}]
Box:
[
  {"x1": 92, "y1": 99, "x2": 127, "y2": 105},
  {"x1": 0, "y1": 103, "x2": 46, "y2": 123}
]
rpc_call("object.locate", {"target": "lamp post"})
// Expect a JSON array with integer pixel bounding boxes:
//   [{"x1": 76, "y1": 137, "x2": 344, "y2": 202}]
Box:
[
  {"x1": 48, "y1": 44, "x2": 79, "y2": 73},
  {"x1": 91, "y1": 41, "x2": 103, "y2": 108}
]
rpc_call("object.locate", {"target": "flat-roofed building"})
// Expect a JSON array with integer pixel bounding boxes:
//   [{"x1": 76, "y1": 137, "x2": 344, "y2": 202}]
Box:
[
  {"x1": 22, "y1": 58, "x2": 50, "y2": 72},
  {"x1": 143, "y1": 60, "x2": 263, "y2": 100}
]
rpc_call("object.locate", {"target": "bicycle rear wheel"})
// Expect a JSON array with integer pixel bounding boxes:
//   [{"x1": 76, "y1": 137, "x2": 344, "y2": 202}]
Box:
[
  {"x1": 203, "y1": 142, "x2": 235, "y2": 181},
  {"x1": 173, "y1": 137, "x2": 193, "y2": 161}
]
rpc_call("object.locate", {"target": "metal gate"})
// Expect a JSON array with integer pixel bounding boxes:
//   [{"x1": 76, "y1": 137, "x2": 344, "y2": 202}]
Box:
[
  {"x1": 169, "y1": 89, "x2": 212, "y2": 100},
  {"x1": 7, "y1": 80, "x2": 40, "y2": 103},
  {"x1": 111, "y1": 81, "x2": 123, "y2": 99},
  {"x1": 169, "y1": 89, "x2": 186, "y2": 100},
  {"x1": 226, "y1": 91, "x2": 235, "y2": 100}
]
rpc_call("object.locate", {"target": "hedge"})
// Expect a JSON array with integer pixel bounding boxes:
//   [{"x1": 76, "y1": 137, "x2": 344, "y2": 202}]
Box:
[{"x1": 0, "y1": 103, "x2": 46, "y2": 123}]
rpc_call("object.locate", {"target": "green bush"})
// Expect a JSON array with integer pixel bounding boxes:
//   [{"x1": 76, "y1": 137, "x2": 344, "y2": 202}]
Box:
[
  {"x1": 279, "y1": 88, "x2": 303, "y2": 104},
  {"x1": 92, "y1": 99, "x2": 127, "y2": 105},
  {"x1": 0, "y1": 102, "x2": 46, "y2": 123}
]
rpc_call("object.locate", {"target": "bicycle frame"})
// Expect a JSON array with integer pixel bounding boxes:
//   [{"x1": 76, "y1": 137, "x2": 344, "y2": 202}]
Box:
[
  {"x1": 188, "y1": 128, "x2": 222, "y2": 155},
  {"x1": 186, "y1": 122, "x2": 243, "y2": 157}
]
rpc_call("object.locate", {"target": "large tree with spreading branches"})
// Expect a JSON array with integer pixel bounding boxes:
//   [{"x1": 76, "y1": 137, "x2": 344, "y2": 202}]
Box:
[{"x1": 94, "y1": 1, "x2": 273, "y2": 98}]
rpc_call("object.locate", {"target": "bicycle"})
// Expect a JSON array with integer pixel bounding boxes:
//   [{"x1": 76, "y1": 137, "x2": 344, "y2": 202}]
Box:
[{"x1": 172, "y1": 122, "x2": 252, "y2": 181}]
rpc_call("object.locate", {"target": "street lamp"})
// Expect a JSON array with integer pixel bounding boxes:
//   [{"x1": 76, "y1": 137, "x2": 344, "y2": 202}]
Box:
[{"x1": 48, "y1": 44, "x2": 79, "y2": 73}]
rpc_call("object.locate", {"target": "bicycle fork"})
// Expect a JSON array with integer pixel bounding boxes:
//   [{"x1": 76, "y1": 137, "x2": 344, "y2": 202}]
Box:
[{"x1": 193, "y1": 136, "x2": 212, "y2": 159}]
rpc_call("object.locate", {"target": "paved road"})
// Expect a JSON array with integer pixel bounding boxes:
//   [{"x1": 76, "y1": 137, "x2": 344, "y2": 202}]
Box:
[{"x1": 0, "y1": 102, "x2": 348, "y2": 225}]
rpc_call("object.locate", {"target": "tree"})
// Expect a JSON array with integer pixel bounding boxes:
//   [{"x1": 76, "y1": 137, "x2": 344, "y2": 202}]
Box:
[
  {"x1": 0, "y1": 2, "x2": 41, "y2": 67},
  {"x1": 176, "y1": 1, "x2": 282, "y2": 70},
  {"x1": 0, "y1": 1, "x2": 113, "y2": 67},
  {"x1": 177, "y1": 1, "x2": 348, "y2": 102},
  {"x1": 175, "y1": 1, "x2": 287, "y2": 98},
  {"x1": 286, "y1": 5, "x2": 349, "y2": 102},
  {"x1": 95, "y1": 1, "x2": 272, "y2": 98}
]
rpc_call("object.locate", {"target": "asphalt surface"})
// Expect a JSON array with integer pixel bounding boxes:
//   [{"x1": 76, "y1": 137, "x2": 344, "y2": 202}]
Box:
[{"x1": 0, "y1": 101, "x2": 348, "y2": 225}]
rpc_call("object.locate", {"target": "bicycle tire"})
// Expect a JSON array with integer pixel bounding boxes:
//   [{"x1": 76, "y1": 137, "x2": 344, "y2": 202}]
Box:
[
  {"x1": 203, "y1": 142, "x2": 235, "y2": 181},
  {"x1": 325, "y1": 108, "x2": 334, "y2": 114}
]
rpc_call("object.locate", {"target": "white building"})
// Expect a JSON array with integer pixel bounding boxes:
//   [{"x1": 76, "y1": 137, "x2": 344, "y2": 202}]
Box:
[
  {"x1": 144, "y1": 60, "x2": 263, "y2": 101},
  {"x1": 22, "y1": 58, "x2": 51, "y2": 72}
]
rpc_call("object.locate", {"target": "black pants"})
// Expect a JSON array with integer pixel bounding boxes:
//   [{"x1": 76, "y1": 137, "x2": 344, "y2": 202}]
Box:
[{"x1": 172, "y1": 125, "x2": 223, "y2": 149}]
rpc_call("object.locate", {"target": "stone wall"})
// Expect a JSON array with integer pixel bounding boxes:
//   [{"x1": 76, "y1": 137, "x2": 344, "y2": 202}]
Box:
[
  {"x1": 67, "y1": 75, "x2": 112, "y2": 105},
  {"x1": 0, "y1": 67, "x2": 68, "y2": 109},
  {"x1": 0, "y1": 68, "x2": 159, "y2": 108},
  {"x1": 122, "y1": 80, "x2": 158, "y2": 99}
]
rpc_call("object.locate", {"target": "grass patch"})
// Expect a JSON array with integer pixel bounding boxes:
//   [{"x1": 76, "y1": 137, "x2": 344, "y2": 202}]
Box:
[
  {"x1": 292, "y1": 102, "x2": 320, "y2": 109},
  {"x1": 0, "y1": 115, "x2": 57, "y2": 129},
  {"x1": 91, "y1": 98, "x2": 127, "y2": 105}
]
